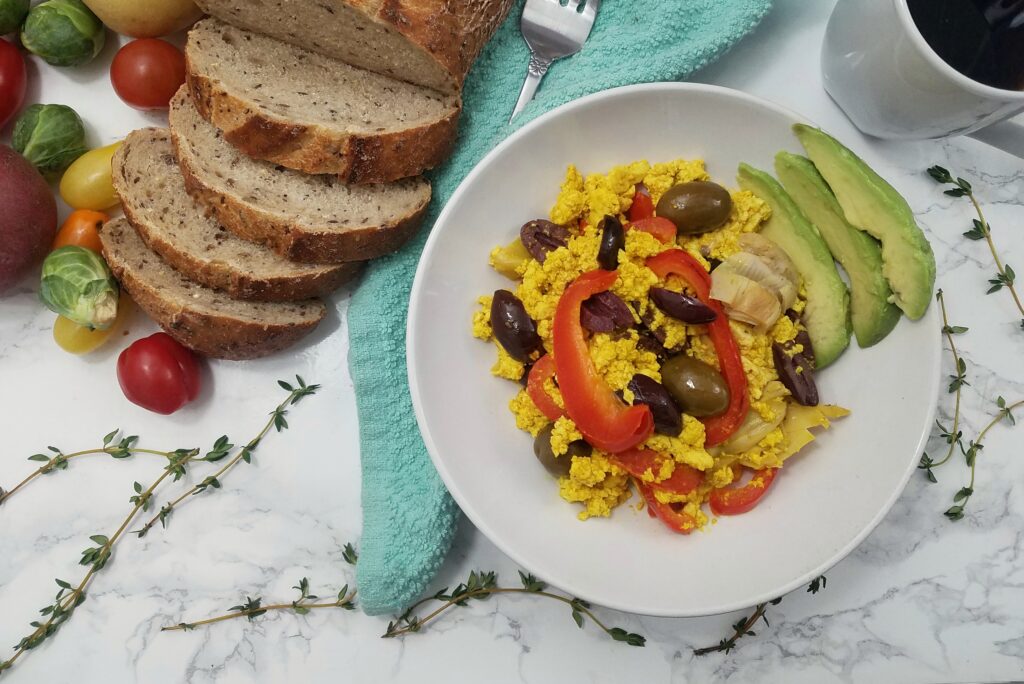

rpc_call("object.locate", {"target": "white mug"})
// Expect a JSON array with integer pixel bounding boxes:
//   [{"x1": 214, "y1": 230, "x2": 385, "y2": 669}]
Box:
[{"x1": 821, "y1": 0, "x2": 1024, "y2": 140}]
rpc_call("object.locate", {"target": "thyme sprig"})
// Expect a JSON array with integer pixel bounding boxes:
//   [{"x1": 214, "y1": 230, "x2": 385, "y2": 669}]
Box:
[
  {"x1": 161, "y1": 580, "x2": 357, "y2": 632},
  {"x1": 927, "y1": 166, "x2": 1024, "y2": 327},
  {"x1": 0, "y1": 449, "x2": 197, "y2": 676},
  {"x1": 382, "y1": 570, "x2": 646, "y2": 647},
  {"x1": 0, "y1": 432, "x2": 179, "y2": 507},
  {"x1": 943, "y1": 396, "x2": 1022, "y2": 521},
  {"x1": 0, "y1": 379, "x2": 319, "y2": 678},
  {"x1": 918, "y1": 290, "x2": 968, "y2": 481},
  {"x1": 135, "y1": 376, "x2": 320, "y2": 537},
  {"x1": 162, "y1": 544, "x2": 359, "y2": 632},
  {"x1": 694, "y1": 575, "x2": 827, "y2": 656}
]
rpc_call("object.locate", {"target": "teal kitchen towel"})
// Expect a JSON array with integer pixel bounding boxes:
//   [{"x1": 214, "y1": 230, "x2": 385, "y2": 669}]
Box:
[{"x1": 349, "y1": 0, "x2": 773, "y2": 616}]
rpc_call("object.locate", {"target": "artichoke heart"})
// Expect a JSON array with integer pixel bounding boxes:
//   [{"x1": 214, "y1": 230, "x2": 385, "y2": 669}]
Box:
[
  {"x1": 709, "y1": 268, "x2": 781, "y2": 332},
  {"x1": 711, "y1": 233, "x2": 801, "y2": 330},
  {"x1": 40, "y1": 246, "x2": 119, "y2": 330}
]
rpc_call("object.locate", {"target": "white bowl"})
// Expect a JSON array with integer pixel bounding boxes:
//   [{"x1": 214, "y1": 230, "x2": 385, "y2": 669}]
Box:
[{"x1": 407, "y1": 83, "x2": 940, "y2": 617}]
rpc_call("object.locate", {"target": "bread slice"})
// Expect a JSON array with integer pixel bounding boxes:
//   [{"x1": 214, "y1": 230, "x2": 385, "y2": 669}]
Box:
[
  {"x1": 100, "y1": 219, "x2": 327, "y2": 360},
  {"x1": 112, "y1": 128, "x2": 361, "y2": 301},
  {"x1": 168, "y1": 88, "x2": 430, "y2": 264},
  {"x1": 185, "y1": 18, "x2": 461, "y2": 182},
  {"x1": 194, "y1": 0, "x2": 514, "y2": 94}
]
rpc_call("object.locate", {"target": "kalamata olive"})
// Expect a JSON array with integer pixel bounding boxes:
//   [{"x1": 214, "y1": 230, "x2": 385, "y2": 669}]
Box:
[
  {"x1": 627, "y1": 374, "x2": 682, "y2": 436},
  {"x1": 649, "y1": 287, "x2": 717, "y2": 324},
  {"x1": 793, "y1": 329, "x2": 815, "y2": 368},
  {"x1": 660, "y1": 355, "x2": 730, "y2": 417},
  {"x1": 656, "y1": 181, "x2": 733, "y2": 235},
  {"x1": 597, "y1": 215, "x2": 624, "y2": 270},
  {"x1": 772, "y1": 343, "x2": 819, "y2": 406},
  {"x1": 581, "y1": 291, "x2": 635, "y2": 333},
  {"x1": 636, "y1": 328, "x2": 668, "y2": 360},
  {"x1": 533, "y1": 424, "x2": 591, "y2": 478},
  {"x1": 520, "y1": 219, "x2": 568, "y2": 263},
  {"x1": 490, "y1": 290, "x2": 542, "y2": 362}
]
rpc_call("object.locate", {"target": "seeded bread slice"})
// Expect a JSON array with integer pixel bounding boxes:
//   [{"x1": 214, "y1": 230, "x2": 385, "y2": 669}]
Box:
[
  {"x1": 113, "y1": 128, "x2": 361, "y2": 301},
  {"x1": 185, "y1": 18, "x2": 461, "y2": 182},
  {"x1": 169, "y1": 89, "x2": 430, "y2": 263},
  {"x1": 100, "y1": 219, "x2": 326, "y2": 360},
  {"x1": 194, "y1": 0, "x2": 514, "y2": 94}
]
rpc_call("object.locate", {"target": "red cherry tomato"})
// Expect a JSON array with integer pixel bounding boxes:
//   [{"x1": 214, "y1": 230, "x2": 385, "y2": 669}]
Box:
[
  {"x1": 110, "y1": 39, "x2": 186, "y2": 111},
  {"x1": 117, "y1": 333, "x2": 202, "y2": 414},
  {"x1": 0, "y1": 39, "x2": 27, "y2": 130}
]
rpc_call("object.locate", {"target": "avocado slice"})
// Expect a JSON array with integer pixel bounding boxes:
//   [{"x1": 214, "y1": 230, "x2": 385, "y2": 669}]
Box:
[
  {"x1": 793, "y1": 125, "x2": 936, "y2": 320},
  {"x1": 737, "y1": 163, "x2": 851, "y2": 369},
  {"x1": 775, "y1": 152, "x2": 901, "y2": 348}
]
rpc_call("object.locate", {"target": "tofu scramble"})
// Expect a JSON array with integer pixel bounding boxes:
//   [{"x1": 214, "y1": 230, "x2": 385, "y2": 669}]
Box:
[{"x1": 472, "y1": 159, "x2": 848, "y2": 534}]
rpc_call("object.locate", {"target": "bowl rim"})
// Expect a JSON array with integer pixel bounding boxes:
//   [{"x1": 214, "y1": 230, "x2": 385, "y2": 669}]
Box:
[{"x1": 407, "y1": 81, "x2": 941, "y2": 617}]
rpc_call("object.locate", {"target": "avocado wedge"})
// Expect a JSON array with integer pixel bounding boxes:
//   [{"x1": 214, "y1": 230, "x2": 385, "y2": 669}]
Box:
[
  {"x1": 793, "y1": 125, "x2": 936, "y2": 320},
  {"x1": 737, "y1": 163, "x2": 851, "y2": 369},
  {"x1": 776, "y1": 152, "x2": 901, "y2": 348}
]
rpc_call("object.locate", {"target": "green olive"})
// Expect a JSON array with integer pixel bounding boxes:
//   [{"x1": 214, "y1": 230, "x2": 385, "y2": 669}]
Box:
[
  {"x1": 533, "y1": 424, "x2": 592, "y2": 478},
  {"x1": 656, "y1": 181, "x2": 733, "y2": 235},
  {"x1": 660, "y1": 355, "x2": 730, "y2": 417}
]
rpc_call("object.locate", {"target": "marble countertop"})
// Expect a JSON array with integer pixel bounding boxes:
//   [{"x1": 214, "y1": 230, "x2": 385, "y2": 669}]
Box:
[{"x1": 2, "y1": 1, "x2": 1023, "y2": 682}]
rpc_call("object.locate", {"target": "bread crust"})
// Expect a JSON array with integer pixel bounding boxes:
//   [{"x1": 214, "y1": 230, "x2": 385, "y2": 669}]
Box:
[
  {"x1": 186, "y1": 58, "x2": 461, "y2": 182},
  {"x1": 170, "y1": 126, "x2": 430, "y2": 264},
  {"x1": 351, "y1": 0, "x2": 515, "y2": 92},
  {"x1": 100, "y1": 222, "x2": 327, "y2": 360},
  {"x1": 195, "y1": 0, "x2": 515, "y2": 93},
  {"x1": 112, "y1": 131, "x2": 362, "y2": 301}
]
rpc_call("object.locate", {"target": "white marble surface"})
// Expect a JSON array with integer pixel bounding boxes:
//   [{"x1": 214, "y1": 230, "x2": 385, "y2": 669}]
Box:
[{"x1": 2, "y1": 1, "x2": 1023, "y2": 682}]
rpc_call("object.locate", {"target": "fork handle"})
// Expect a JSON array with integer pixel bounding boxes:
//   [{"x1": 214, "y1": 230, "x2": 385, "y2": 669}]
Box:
[{"x1": 510, "y1": 54, "x2": 553, "y2": 123}]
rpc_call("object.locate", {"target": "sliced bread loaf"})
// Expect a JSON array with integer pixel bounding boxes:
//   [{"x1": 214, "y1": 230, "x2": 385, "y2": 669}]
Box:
[
  {"x1": 100, "y1": 219, "x2": 326, "y2": 360},
  {"x1": 112, "y1": 128, "x2": 361, "y2": 301},
  {"x1": 185, "y1": 18, "x2": 460, "y2": 182},
  {"x1": 168, "y1": 88, "x2": 430, "y2": 264},
  {"x1": 194, "y1": 0, "x2": 514, "y2": 94}
]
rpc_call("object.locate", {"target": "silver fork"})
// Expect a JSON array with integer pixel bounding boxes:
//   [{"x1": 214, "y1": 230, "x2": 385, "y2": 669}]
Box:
[{"x1": 510, "y1": 0, "x2": 600, "y2": 122}]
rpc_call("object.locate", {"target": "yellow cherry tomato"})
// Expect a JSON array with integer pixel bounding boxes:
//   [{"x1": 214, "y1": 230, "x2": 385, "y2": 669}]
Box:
[
  {"x1": 53, "y1": 296, "x2": 133, "y2": 354},
  {"x1": 59, "y1": 141, "x2": 123, "y2": 211}
]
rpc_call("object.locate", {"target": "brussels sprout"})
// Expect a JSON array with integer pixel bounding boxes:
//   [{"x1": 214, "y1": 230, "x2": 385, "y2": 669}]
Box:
[
  {"x1": 12, "y1": 104, "x2": 88, "y2": 179},
  {"x1": 40, "y1": 246, "x2": 119, "y2": 330},
  {"x1": 0, "y1": 0, "x2": 30, "y2": 35},
  {"x1": 21, "y1": 0, "x2": 104, "y2": 67}
]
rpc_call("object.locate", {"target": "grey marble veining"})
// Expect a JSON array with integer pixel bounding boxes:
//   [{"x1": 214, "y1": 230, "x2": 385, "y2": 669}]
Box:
[{"x1": 2, "y1": 0, "x2": 1023, "y2": 682}]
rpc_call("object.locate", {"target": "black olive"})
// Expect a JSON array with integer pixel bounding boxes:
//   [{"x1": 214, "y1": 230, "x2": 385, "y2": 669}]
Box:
[
  {"x1": 596, "y1": 215, "x2": 624, "y2": 271},
  {"x1": 520, "y1": 219, "x2": 569, "y2": 263},
  {"x1": 580, "y1": 291, "x2": 635, "y2": 333},
  {"x1": 772, "y1": 342, "x2": 819, "y2": 406},
  {"x1": 649, "y1": 287, "x2": 717, "y2": 324},
  {"x1": 627, "y1": 374, "x2": 682, "y2": 436},
  {"x1": 490, "y1": 290, "x2": 542, "y2": 362}
]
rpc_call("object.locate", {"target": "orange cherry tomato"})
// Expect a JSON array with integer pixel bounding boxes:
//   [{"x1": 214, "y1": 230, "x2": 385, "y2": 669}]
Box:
[{"x1": 52, "y1": 209, "x2": 108, "y2": 253}]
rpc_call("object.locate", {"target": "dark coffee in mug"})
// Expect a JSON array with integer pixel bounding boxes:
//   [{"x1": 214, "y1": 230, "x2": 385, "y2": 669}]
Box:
[{"x1": 907, "y1": 0, "x2": 1024, "y2": 91}]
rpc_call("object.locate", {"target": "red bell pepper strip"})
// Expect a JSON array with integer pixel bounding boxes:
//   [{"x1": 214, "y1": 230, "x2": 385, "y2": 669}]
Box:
[
  {"x1": 628, "y1": 185, "x2": 655, "y2": 222},
  {"x1": 526, "y1": 354, "x2": 565, "y2": 422},
  {"x1": 637, "y1": 480, "x2": 696, "y2": 534},
  {"x1": 709, "y1": 468, "x2": 778, "y2": 516},
  {"x1": 645, "y1": 249, "x2": 749, "y2": 446},
  {"x1": 629, "y1": 217, "x2": 677, "y2": 244},
  {"x1": 611, "y1": 448, "x2": 702, "y2": 495},
  {"x1": 552, "y1": 270, "x2": 654, "y2": 453}
]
